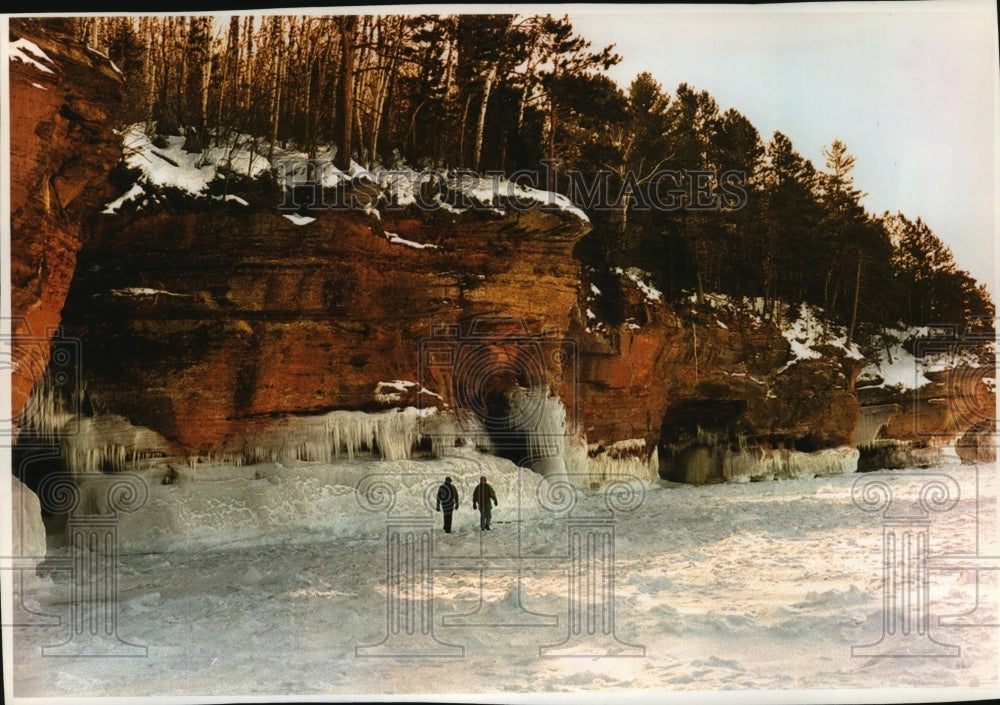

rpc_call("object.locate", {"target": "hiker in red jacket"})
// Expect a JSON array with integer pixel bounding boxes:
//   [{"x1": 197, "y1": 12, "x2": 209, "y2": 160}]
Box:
[{"x1": 472, "y1": 475, "x2": 498, "y2": 531}]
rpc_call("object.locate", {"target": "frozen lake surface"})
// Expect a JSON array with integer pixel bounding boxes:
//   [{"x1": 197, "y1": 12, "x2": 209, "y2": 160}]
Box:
[{"x1": 9, "y1": 454, "x2": 999, "y2": 700}]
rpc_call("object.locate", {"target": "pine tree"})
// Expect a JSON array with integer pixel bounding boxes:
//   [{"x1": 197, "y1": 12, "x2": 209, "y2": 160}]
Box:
[
  {"x1": 533, "y1": 15, "x2": 620, "y2": 190},
  {"x1": 599, "y1": 72, "x2": 669, "y2": 265},
  {"x1": 757, "y1": 131, "x2": 824, "y2": 315},
  {"x1": 818, "y1": 140, "x2": 870, "y2": 342},
  {"x1": 883, "y1": 213, "x2": 993, "y2": 324}
]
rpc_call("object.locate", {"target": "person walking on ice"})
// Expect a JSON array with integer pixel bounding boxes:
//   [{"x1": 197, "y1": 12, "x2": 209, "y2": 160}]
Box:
[
  {"x1": 472, "y1": 475, "x2": 498, "y2": 531},
  {"x1": 436, "y1": 476, "x2": 459, "y2": 533}
]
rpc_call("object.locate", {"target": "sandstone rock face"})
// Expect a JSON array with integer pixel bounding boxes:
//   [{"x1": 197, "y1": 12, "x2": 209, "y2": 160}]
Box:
[
  {"x1": 870, "y1": 367, "x2": 995, "y2": 444},
  {"x1": 60, "y1": 203, "x2": 587, "y2": 459},
  {"x1": 57, "y1": 191, "x2": 869, "y2": 484},
  {"x1": 8, "y1": 18, "x2": 123, "y2": 424},
  {"x1": 573, "y1": 279, "x2": 863, "y2": 483},
  {"x1": 857, "y1": 363, "x2": 996, "y2": 467}
]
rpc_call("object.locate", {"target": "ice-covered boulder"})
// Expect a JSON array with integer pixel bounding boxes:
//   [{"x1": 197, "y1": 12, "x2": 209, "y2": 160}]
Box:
[
  {"x1": 12, "y1": 476, "x2": 47, "y2": 565},
  {"x1": 956, "y1": 421, "x2": 997, "y2": 464}
]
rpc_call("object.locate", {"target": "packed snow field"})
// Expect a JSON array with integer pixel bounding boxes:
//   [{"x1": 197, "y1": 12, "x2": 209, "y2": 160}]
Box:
[{"x1": 11, "y1": 452, "x2": 1000, "y2": 699}]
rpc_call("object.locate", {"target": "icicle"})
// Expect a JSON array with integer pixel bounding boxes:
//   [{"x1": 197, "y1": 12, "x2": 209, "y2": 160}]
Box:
[
  {"x1": 240, "y1": 407, "x2": 428, "y2": 466},
  {"x1": 503, "y1": 387, "x2": 570, "y2": 477},
  {"x1": 852, "y1": 404, "x2": 897, "y2": 450},
  {"x1": 722, "y1": 446, "x2": 859, "y2": 482},
  {"x1": 575, "y1": 437, "x2": 660, "y2": 486},
  {"x1": 18, "y1": 371, "x2": 78, "y2": 444},
  {"x1": 59, "y1": 415, "x2": 172, "y2": 478}
]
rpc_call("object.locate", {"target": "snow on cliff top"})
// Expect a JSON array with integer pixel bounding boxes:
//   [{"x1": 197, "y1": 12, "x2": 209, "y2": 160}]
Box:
[
  {"x1": 858, "y1": 339, "x2": 931, "y2": 390},
  {"x1": 857, "y1": 326, "x2": 995, "y2": 391},
  {"x1": 272, "y1": 151, "x2": 589, "y2": 222},
  {"x1": 681, "y1": 295, "x2": 865, "y2": 369},
  {"x1": 10, "y1": 38, "x2": 56, "y2": 74},
  {"x1": 619, "y1": 267, "x2": 663, "y2": 303},
  {"x1": 104, "y1": 124, "x2": 589, "y2": 225},
  {"x1": 104, "y1": 125, "x2": 270, "y2": 213}
]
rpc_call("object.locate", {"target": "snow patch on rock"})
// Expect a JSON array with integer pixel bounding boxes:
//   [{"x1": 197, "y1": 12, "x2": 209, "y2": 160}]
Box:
[
  {"x1": 778, "y1": 303, "x2": 864, "y2": 371},
  {"x1": 10, "y1": 38, "x2": 55, "y2": 74}
]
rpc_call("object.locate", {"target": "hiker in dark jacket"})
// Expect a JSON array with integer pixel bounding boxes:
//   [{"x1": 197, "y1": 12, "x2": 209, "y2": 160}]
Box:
[
  {"x1": 435, "y1": 477, "x2": 459, "y2": 533},
  {"x1": 472, "y1": 475, "x2": 498, "y2": 531}
]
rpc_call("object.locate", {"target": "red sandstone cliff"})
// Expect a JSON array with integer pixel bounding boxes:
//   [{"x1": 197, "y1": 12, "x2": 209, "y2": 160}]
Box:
[
  {"x1": 571, "y1": 276, "x2": 865, "y2": 482},
  {"x1": 857, "y1": 362, "x2": 996, "y2": 466},
  {"x1": 60, "y1": 202, "x2": 586, "y2": 457},
  {"x1": 58, "y1": 192, "x2": 868, "y2": 480},
  {"x1": 8, "y1": 18, "x2": 123, "y2": 424}
]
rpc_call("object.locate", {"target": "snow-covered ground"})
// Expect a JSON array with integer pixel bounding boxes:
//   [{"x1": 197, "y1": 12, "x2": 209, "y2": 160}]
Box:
[{"x1": 7, "y1": 452, "x2": 999, "y2": 701}]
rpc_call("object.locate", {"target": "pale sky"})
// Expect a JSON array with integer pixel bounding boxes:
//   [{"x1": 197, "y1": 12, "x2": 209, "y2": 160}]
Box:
[{"x1": 568, "y1": 1, "x2": 999, "y2": 298}]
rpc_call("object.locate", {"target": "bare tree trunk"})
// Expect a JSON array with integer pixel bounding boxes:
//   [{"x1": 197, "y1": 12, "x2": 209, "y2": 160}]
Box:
[
  {"x1": 239, "y1": 17, "x2": 254, "y2": 120},
  {"x1": 847, "y1": 253, "x2": 862, "y2": 348},
  {"x1": 547, "y1": 98, "x2": 557, "y2": 190},
  {"x1": 358, "y1": 16, "x2": 380, "y2": 163},
  {"x1": 175, "y1": 17, "x2": 188, "y2": 129},
  {"x1": 353, "y1": 106, "x2": 364, "y2": 166},
  {"x1": 304, "y1": 60, "x2": 316, "y2": 157},
  {"x1": 457, "y1": 93, "x2": 471, "y2": 167},
  {"x1": 215, "y1": 17, "x2": 238, "y2": 146},
  {"x1": 442, "y1": 24, "x2": 456, "y2": 97},
  {"x1": 268, "y1": 18, "x2": 284, "y2": 160},
  {"x1": 368, "y1": 19, "x2": 403, "y2": 164},
  {"x1": 87, "y1": 17, "x2": 102, "y2": 51},
  {"x1": 471, "y1": 64, "x2": 497, "y2": 172},
  {"x1": 314, "y1": 20, "x2": 338, "y2": 157},
  {"x1": 199, "y1": 18, "x2": 213, "y2": 134},
  {"x1": 546, "y1": 67, "x2": 558, "y2": 191},
  {"x1": 156, "y1": 17, "x2": 173, "y2": 133},
  {"x1": 334, "y1": 15, "x2": 358, "y2": 171},
  {"x1": 141, "y1": 17, "x2": 155, "y2": 133},
  {"x1": 406, "y1": 100, "x2": 425, "y2": 157},
  {"x1": 78, "y1": 17, "x2": 101, "y2": 50}
]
